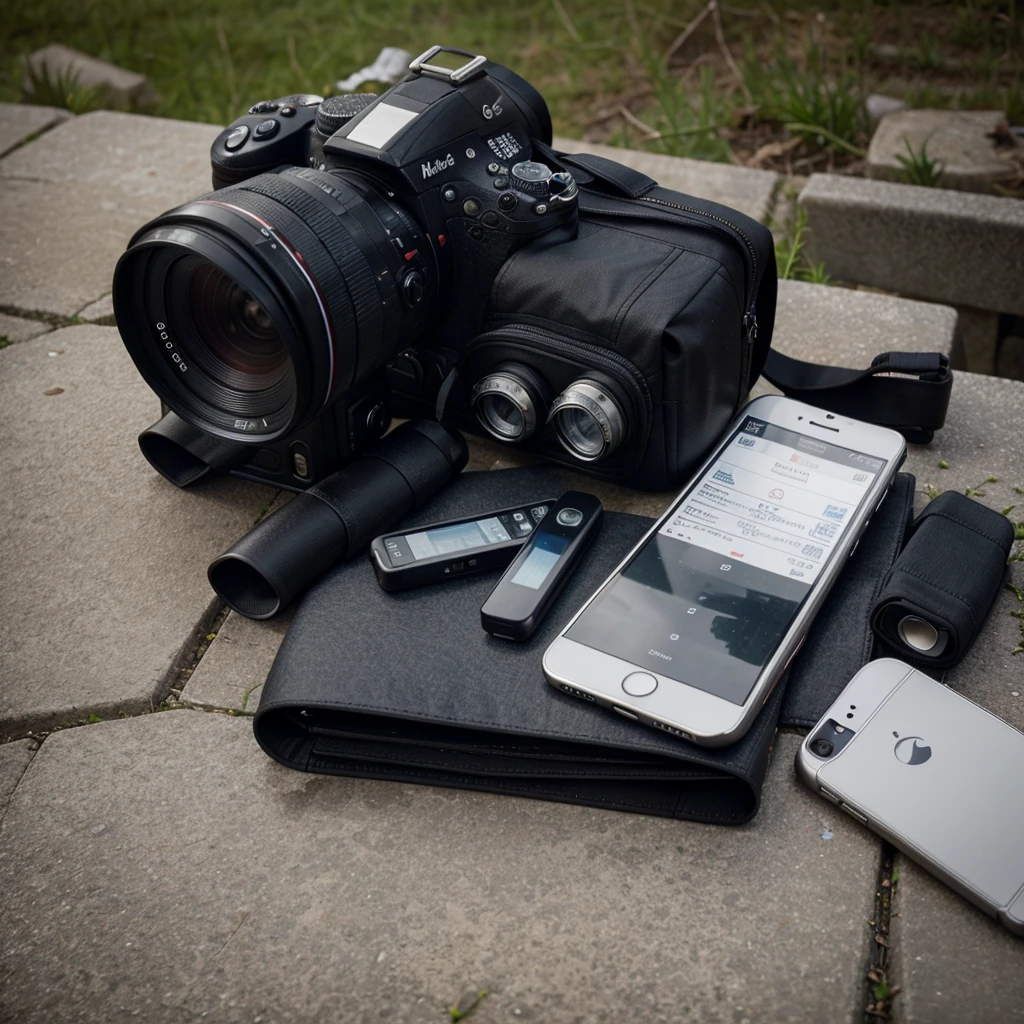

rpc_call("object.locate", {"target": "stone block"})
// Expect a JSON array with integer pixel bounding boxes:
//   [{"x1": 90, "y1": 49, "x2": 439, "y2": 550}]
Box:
[
  {"x1": 0, "y1": 713, "x2": 881, "y2": 1023},
  {"x1": 867, "y1": 109, "x2": 1023, "y2": 194},
  {"x1": 23, "y1": 44, "x2": 156, "y2": 110},
  {"x1": 0, "y1": 312, "x2": 51, "y2": 344},
  {"x1": 182, "y1": 611, "x2": 292, "y2": 713},
  {"x1": 771, "y1": 280, "x2": 958, "y2": 367},
  {"x1": 0, "y1": 179, "x2": 178, "y2": 317},
  {"x1": 890, "y1": 856, "x2": 1024, "y2": 1023},
  {"x1": 553, "y1": 135, "x2": 779, "y2": 222},
  {"x1": 0, "y1": 101, "x2": 70, "y2": 158},
  {"x1": 0, "y1": 110, "x2": 219, "y2": 205},
  {"x1": 0, "y1": 326, "x2": 274, "y2": 737},
  {"x1": 799, "y1": 173, "x2": 1024, "y2": 316}
]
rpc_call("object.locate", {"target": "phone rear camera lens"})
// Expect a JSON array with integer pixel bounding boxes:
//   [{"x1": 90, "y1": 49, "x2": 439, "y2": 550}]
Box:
[{"x1": 811, "y1": 738, "x2": 834, "y2": 758}]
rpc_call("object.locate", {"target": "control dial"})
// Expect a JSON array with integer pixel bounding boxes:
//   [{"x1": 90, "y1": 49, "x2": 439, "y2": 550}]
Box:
[
  {"x1": 510, "y1": 160, "x2": 554, "y2": 195},
  {"x1": 315, "y1": 93, "x2": 379, "y2": 137}
]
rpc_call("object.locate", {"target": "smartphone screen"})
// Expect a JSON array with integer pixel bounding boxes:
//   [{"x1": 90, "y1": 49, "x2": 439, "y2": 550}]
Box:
[{"x1": 565, "y1": 415, "x2": 888, "y2": 705}]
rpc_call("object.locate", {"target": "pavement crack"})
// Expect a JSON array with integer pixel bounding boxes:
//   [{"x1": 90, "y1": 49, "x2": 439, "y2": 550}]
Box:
[
  {"x1": 863, "y1": 842, "x2": 899, "y2": 1022},
  {"x1": 177, "y1": 910, "x2": 250, "y2": 1010}
]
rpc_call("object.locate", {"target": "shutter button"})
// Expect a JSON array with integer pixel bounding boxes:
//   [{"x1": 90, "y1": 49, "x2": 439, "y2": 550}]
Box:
[{"x1": 224, "y1": 124, "x2": 249, "y2": 150}]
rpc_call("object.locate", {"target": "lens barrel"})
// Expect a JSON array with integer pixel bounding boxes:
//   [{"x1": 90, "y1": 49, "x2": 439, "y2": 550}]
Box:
[
  {"x1": 549, "y1": 379, "x2": 627, "y2": 462},
  {"x1": 470, "y1": 362, "x2": 550, "y2": 443},
  {"x1": 113, "y1": 167, "x2": 433, "y2": 446},
  {"x1": 208, "y1": 420, "x2": 468, "y2": 618}
]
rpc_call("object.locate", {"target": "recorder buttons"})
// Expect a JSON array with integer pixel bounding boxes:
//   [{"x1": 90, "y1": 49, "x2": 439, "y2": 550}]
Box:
[
  {"x1": 622, "y1": 672, "x2": 658, "y2": 697},
  {"x1": 556, "y1": 508, "x2": 583, "y2": 527}
]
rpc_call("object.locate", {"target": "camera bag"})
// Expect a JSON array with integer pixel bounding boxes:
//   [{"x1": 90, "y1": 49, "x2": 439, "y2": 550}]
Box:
[
  {"x1": 440, "y1": 148, "x2": 951, "y2": 491},
  {"x1": 253, "y1": 465, "x2": 916, "y2": 825}
]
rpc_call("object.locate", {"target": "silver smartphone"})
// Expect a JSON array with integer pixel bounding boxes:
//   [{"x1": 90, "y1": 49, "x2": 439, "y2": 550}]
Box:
[
  {"x1": 796, "y1": 658, "x2": 1024, "y2": 936},
  {"x1": 543, "y1": 395, "x2": 906, "y2": 746}
]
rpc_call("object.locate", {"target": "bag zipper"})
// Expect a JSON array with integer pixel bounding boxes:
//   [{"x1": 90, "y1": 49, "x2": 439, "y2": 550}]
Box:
[{"x1": 471, "y1": 322, "x2": 653, "y2": 447}]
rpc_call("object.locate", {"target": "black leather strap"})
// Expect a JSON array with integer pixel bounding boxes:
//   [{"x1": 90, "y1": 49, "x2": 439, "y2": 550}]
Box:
[{"x1": 762, "y1": 349, "x2": 953, "y2": 444}]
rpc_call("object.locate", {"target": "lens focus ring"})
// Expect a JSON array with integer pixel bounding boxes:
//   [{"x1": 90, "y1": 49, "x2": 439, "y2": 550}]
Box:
[
  {"x1": 471, "y1": 364, "x2": 549, "y2": 443},
  {"x1": 549, "y1": 379, "x2": 626, "y2": 462}
]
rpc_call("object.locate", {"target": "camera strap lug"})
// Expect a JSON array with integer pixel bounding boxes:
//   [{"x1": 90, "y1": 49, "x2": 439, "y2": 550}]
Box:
[{"x1": 409, "y1": 46, "x2": 487, "y2": 84}]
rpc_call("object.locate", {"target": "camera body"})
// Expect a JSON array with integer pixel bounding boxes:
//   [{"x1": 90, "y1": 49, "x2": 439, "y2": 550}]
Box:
[{"x1": 117, "y1": 47, "x2": 578, "y2": 491}]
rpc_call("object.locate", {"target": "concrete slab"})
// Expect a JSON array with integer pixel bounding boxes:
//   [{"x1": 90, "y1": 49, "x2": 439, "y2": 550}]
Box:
[
  {"x1": 0, "y1": 712, "x2": 881, "y2": 1023},
  {"x1": 0, "y1": 312, "x2": 51, "y2": 344},
  {"x1": 799, "y1": 173, "x2": 1024, "y2": 316},
  {"x1": 182, "y1": 611, "x2": 292, "y2": 714},
  {"x1": 0, "y1": 102, "x2": 70, "y2": 158},
  {"x1": 0, "y1": 111, "x2": 218, "y2": 205},
  {"x1": 890, "y1": 857, "x2": 1024, "y2": 1023},
  {"x1": 772, "y1": 280, "x2": 958, "y2": 367},
  {"x1": 553, "y1": 135, "x2": 779, "y2": 223},
  {"x1": 867, "y1": 109, "x2": 1023, "y2": 193},
  {"x1": 0, "y1": 326, "x2": 274, "y2": 738},
  {"x1": 0, "y1": 178, "x2": 177, "y2": 317},
  {"x1": 78, "y1": 292, "x2": 115, "y2": 324},
  {"x1": 0, "y1": 739, "x2": 36, "y2": 823}
]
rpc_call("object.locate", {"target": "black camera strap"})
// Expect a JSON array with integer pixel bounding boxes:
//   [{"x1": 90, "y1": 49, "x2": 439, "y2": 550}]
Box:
[{"x1": 761, "y1": 349, "x2": 953, "y2": 445}]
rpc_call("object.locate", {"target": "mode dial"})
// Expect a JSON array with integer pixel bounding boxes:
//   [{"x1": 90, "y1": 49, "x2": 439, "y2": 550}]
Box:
[
  {"x1": 510, "y1": 160, "x2": 554, "y2": 195},
  {"x1": 315, "y1": 93, "x2": 378, "y2": 137}
]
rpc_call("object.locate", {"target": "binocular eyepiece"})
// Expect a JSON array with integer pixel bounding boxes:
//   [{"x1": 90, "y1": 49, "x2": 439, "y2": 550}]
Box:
[{"x1": 470, "y1": 362, "x2": 627, "y2": 462}]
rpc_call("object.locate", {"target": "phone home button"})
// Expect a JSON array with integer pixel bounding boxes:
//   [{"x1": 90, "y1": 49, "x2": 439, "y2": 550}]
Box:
[{"x1": 622, "y1": 672, "x2": 658, "y2": 697}]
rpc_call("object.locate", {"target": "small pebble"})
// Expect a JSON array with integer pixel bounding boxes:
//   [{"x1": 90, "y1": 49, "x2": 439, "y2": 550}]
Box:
[
  {"x1": 821, "y1": 830, "x2": 834, "y2": 840},
  {"x1": 43, "y1": 387, "x2": 64, "y2": 396}
]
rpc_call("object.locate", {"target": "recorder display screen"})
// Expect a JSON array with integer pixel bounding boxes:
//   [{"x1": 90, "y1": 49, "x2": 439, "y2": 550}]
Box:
[{"x1": 566, "y1": 416, "x2": 885, "y2": 705}]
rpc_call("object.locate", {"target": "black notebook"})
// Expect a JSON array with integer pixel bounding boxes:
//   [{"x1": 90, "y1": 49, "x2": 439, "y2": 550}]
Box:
[{"x1": 254, "y1": 467, "x2": 915, "y2": 825}]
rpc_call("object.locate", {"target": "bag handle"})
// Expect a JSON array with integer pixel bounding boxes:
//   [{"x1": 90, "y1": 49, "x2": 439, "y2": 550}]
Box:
[{"x1": 762, "y1": 349, "x2": 953, "y2": 444}]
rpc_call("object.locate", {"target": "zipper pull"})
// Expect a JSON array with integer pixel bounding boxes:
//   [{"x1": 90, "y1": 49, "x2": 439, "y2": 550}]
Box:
[{"x1": 743, "y1": 312, "x2": 758, "y2": 344}]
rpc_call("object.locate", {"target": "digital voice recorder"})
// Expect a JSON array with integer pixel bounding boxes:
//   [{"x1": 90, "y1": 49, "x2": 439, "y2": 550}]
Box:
[
  {"x1": 481, "y1": 491, "x2": 602, "y2": 641},
  {"x1": 370, "y1": 499, "x2": 556, "y2": 591}
]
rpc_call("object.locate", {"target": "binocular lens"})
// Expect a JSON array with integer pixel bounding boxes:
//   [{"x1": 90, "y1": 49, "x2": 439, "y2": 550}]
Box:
[
  {"x1": 471, "y1": 364, "x2": 549, "y2": 443},
  {"x1": 550, "y1": 380, "x2": 625, "y2": 462}
]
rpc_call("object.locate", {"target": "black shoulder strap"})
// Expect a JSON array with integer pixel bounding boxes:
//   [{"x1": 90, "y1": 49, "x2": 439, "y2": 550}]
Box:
[{"x1": 762, "y1": 349, "x2": 953, "y2": 444}]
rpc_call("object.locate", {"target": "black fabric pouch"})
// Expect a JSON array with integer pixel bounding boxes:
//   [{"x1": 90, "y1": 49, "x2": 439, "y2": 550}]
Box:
[
  {"x1": 254, "y1": 466, "x2": 916, "y2": 825},
  {"x1": 870, "y1": 491, "x2": 1013, "y2": 669}
]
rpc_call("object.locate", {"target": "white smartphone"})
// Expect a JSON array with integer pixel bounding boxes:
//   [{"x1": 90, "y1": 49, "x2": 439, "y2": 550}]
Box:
[
  {"x1": 543, "y1": 395, "x2": 906, "y2": 746},
  {"x1": 796, "y1": 659, "x2": 1024, "y2": 936}
]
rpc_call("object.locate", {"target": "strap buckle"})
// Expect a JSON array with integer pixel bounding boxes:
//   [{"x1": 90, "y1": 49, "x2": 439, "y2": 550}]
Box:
[{"x1": 409, "y1": 46, "x2": 487, "y2": 84}]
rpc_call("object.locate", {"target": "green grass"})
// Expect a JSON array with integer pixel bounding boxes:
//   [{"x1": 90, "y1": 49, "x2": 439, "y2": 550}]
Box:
[
  {"x1": 2, "y1": 0, "x2": 1022, "y2": 160},
  {"x1": 895, "y1": 136, "x2": 945, "y2": 187}
]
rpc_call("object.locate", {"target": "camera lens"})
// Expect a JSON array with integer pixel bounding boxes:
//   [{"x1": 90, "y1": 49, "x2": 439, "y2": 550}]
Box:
[
  {"x1": 471, "y1": 363, "x2": 550, "y2": 443},
  {"x1": 811, "y1": 738, "x2": 834, "y2": 758},
  {"x1": 549, "y1": 379, "x2": 626, "y2": 461},
  {"x1": 113, "y1": 167, "x2": 433, "y2": 444}
]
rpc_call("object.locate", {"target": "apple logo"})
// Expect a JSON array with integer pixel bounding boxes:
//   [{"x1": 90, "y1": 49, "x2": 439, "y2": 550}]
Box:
[{"x1": 893, "y1": 731, "x2": 932, "y2": 766}]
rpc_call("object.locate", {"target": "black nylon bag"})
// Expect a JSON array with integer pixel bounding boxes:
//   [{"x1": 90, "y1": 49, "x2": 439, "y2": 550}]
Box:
[{"x1": 437, "y1": 150, "x2": 777, "y2": 492}]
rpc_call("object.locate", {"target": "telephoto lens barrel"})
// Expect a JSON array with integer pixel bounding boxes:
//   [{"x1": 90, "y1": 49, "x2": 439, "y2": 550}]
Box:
[{"x1": 208, "y1": 420, "x2": 468, "y2": 618}]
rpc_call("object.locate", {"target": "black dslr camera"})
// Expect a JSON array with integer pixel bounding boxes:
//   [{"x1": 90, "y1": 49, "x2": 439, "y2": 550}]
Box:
[{"x1": 113, "y1": 46, "x2": 581, "y2": 490}]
